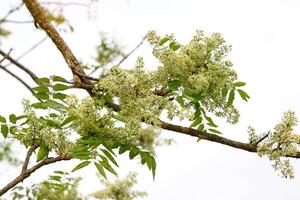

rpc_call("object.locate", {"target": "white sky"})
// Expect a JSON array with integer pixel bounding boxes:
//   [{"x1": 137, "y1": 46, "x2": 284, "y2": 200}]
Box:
[{"x1": 1, "y1": 0, "x2": 300, "y2": 199}]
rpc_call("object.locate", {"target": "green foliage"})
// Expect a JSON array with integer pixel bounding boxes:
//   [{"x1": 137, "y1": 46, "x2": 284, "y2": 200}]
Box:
[
  {"x1": 10, "y1": 172, "x2": 84, "y2": 200},
  {"x1": 92, "y1": 172, "x2": 147, "y2": 200}
]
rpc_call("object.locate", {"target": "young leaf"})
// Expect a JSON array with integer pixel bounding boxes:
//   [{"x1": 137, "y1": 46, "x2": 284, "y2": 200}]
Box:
[
  {"x1": 36, "y1": 77, "x2": 50, "y2": 84},
  {"x1": 204, "y1": 116, "x2": 218, "y2": 128},
  {"x1": 234, "y1": 81, "x2": 246, "y2": 87},
  {"x1": 53, "y1": 93, "x2": 67, "y2": 100},
  {"x1": 52, "y1": 75, "x2": 67, "y2": 82},
  {"x1": 34, "y1": 92, "x2": 49, "y2": 100},
  {"x1": 32, "y1": 86, "x2": 49, "y2": 93},
  {"x1": 176, "y1": 96, "x2": 186, "y2": 108},
  {"x1": 197, "y1": 124, "x2": 205, "y2": 131},
  {"x1": 208, "y1": 128, "x2": 222, "y2": 134},
  {"x1": 53, "y1": 84, "x2": 69, "y2": 91},
  {"x1": 101, "y1": 161, "x2": 117, "y2": 176},
  {"x1": 61, "y1": 116, "x2": 77, "y2": 127},
  {"x1": 159, "y1": 37, "x2": 169, "y2": 46},
  {"x1": 227, "y1": 89, "x2": 235, "y2": 105},
  {"x1": 36, "y1": 144, "x2": 49, "y2": 162},
  {"x1": 119, "y1": 144, "x2": 132, "y2": 154},
  {"x1": 32, "y1": 102, "x2": 48, "y2": 110},
  {"x1": 94, "y1": 162, "x2": 107, "y2": 178},
  {"x1": 46, "y1": 100, "x2": 65, "y2": 110},
  {"x1": 1, "y1": 124, "x2": 8, "y2": 138},
  {"x1": 190, "y1": 117, "x2": 202, "y2": 128},
  {"x1": 101, "y1": 149, "x2": 119, "y2": 167},
  {"x1": 168, "y1": 80, "x2": 181, "y2": 90},
  {"x1": 9, "y1": 114, "x2": 17, "y2": 124},
  {"x1": 129, "y1": 147, "x2": 139, "y2": 159},
  {"x1": 237, "y1": 89, "x2": 250, "y2": 102},
  {"x1": 0, "y1": 116, "x2": 6, "y2": 123},
  {"x1": 71, "y1": 161, "x2": 91, "y2": 172}
]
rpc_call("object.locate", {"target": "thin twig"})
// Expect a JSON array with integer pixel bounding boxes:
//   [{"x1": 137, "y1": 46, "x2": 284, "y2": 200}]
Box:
[
  {"x1": 0, "y1": 49, "x2": 39, "y2": 83},
  {"x1": 0, "y1": 64, "x2": 34, "y2": 94},
  {"x1": 21, "y1": 145, "x2": 38, "y2": 173},
  {"x1": 116, "y1": 35, "x2": 147, "y2": 66},
  {"x1": 0, "y1": 48, "x2": 12, "y2": 64},
  {"x1": 40, "y1": 1, "x2": 90, "y2": 7},
  {"x1": 15, "y1": 37, "x2": 48, "y2": 61},
  {"x1": 0, "y1": 155, "x2": 71, "y2": 196},
  {"x1": 256, "y1": 131, "x2": 270, "y2": 145},
  {"x1": 0, "y1": 3, "x2": 24, "y2": 23},
  {"x1": 1, "y1": 20, "x2": 33, "y2": 24}
]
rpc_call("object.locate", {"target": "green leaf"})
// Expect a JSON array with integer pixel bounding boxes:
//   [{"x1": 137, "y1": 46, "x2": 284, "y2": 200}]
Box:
[
  {"x1": 101, "y1": 161, "x2": 117, "y2": 176},
  {"x1": 1, "y1": 124, "x2": 8, "y2": 138},
  {"x1": 53, "y1": 93, "x2": 67, "y2": 100},
  {"x1": 169, "y1": 42, "x2": 181, "y2": 51},
  {"x1": 36, "y1": 77, "x2": 50, "y2": 84},
  {"x1": 32, "y1": 86, "x2": 49, "y2": 93},
  {"x1": 9, "y1": 126, "x2": 17, "y2": 134},
  {"x1": 129, "y1": 147, "x2": 139, "y2": 159},
  {"x1": 9, "y1": 114, "x2": 17, "y2": 124},
  {"x1": 208, "y1": 128, "x2": 222, "y2": 134},
  {"x1": 34, "y1": 92, "x2": 49, "y2": 100},
  {"x1": 36, "y1": 144, "x2": 49, "y2": 162},
  {"x1": 171, "y1": 44, "x2": 181, "y2": 51},
  {"x1": 168, "y1": 80, "x2": 181, "y2": 90},
  {"x1": 190, "y1": 117, "x2": 202, "y2": 128},
  {"x1": 45, "y1": 119, "x2": 61, "y2": 129},
  {"x1": 50, "y1": 113, "x2": 59, "y2": 118},
  {"x1": 228, "y1": 89, "x2": 235, "y2": 105},
  {"x1": 159, "y1": 37, "x2": 169, "y2": 46},
  {"x1": 94, "y1": 162, "x2": 106, "y2": 178},
  {"x1": 46, "y1": 100, "x2": 65, "y2": 110},
  {"x1": 204, "y1": 116, "x2": 218, "y2": 128},
  {"x1": 101, "y1": 149, "x2": 119, "y2": 167},
  {"x1": 52, "y1": 75, "x2": 67, "y2": 82},
  {"x1": 222, "y1": 88, "x2": 228, "y2": 97},
  {"x1": 176, "y1": 96, "x2": 186, "y2": 108},
  {"x1": 0, "y1": 116, "x2": 6, "y2": 123},
  {"x1": 119, "y1": 144, "x2": 132, "y2": 154},
  {"x1": 197, "y1": 124, "x2": 205, "y2": 131},
  {"x1": 53, "y1": 84, "x2": 69, "y2": 91},
  {"x1": 71, "y1": 161, "x2": 91, "y2": 172},
  {"x1": 237, "y1": 89, "x2": 250, "y2": 102},
  {"x1": 50, "y1": 175, "x2": 61, "y2": 181},
  {"x1": 234, "y1": 81, "x2": 246, "y2": 87},
  {"x1": 61, "y1": 116, "x2": 77, "y2": 127},
  {"x1": 32, "y1": 102, "x2": 48, "y2": 110}
]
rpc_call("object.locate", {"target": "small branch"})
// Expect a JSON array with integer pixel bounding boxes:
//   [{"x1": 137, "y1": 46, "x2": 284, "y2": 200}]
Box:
[
  {"x1": 15, "y1": 37, "x2": 48, "y2": 61},
  {"x1": 0, "y1": 3, "x2": 24, "y2": 23},
  {"x1": 1, "y1": 19, "x2": 33, "y2": 24},
  {"x1": 0, "y1": 64, "x2": 34, "y2": 95},
  {"x1": 0, "y1": 49, "x2": 39, "y2": 83},
  {"x1": 256, "y1": 131, "x2": 270, "y2": 145},
  {"x1": 0, "y1": 48, "x2": 12, "y2": 64},
  {"x1": 0, "y1": 155, "x2": 70, "y2": 197},
  {"x1": 116, "y1": 35, "x2": 147, "y2": 66},
  {"x1": 21, "y1": 145, "x2": 38, "y2": 173},
  {"x1": 40, "y1": 1, "x2": 90, "y2": 7},
  {"x1": 23, "y1": 0, "x2": 91, "y2": 88}
]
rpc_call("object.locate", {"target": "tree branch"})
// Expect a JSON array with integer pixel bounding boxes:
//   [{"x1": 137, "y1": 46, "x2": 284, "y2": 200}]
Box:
[
  {"x1": 0, "y1": 155, "x2": 70, "y2": 197},
  {"x1": 23, "y1": 0, "x2": 91, "y2": 89},
  {"x1": 116, "y1": 35, "x2": 147, "y2": 66},
  {"x1": 0, "y1": 64, "x2": 34, "y2": 94},
  {"x1": 0, "y1": 49, "x2": 39, "y2": 83},
  {"x1": 21, "y1": 145, "x2": 38, "y2": 173}
]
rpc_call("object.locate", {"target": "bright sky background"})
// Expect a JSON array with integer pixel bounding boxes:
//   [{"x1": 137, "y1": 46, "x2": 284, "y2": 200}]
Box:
[{"x1": 1, "y1": 0, "x2": 300, "y2": 199}]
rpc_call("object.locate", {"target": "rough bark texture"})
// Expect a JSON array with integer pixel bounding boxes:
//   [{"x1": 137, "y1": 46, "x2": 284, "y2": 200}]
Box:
[{"x1": 23, "y1": 0, "x2": 91, "y2": 89}]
